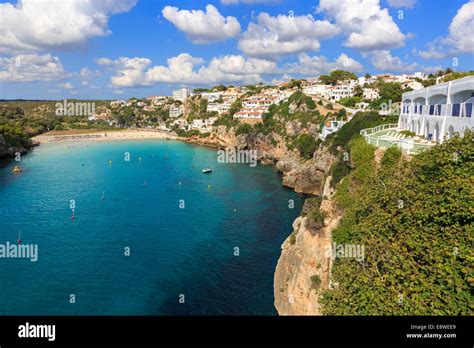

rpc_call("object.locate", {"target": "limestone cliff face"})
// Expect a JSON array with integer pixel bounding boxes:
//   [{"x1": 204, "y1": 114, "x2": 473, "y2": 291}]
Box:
[
  {"x1": 185, "y1": 125, "x2": 335, "y2": 196},
  {"x1": 276, "y1": 147, "x2": 335, "y2": 195},
  {"x1": 274, "y1": 195, "x2": 341, "y2": 315},
  {"x1": 182, "y1": 122, "x2": 341, "y2": 315}
]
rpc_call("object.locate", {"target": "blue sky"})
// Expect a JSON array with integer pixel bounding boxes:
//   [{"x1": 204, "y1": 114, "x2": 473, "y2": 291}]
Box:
[{"x1": 0, "y1": 0, "x2": 473, "y2": 100}]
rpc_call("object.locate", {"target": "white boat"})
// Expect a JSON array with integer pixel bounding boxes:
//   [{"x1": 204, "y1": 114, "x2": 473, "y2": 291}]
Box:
[{"x1": 202, "y1": 168, "x2": 212, "y2": 173}]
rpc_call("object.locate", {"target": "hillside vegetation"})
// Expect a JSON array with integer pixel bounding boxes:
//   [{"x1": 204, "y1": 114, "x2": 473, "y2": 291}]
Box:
[{"x1": 321, "y1": 132, "x2": 473, "y2": 315}]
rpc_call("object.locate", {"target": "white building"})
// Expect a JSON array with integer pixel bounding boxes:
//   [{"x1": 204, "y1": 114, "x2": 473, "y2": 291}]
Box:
[
  {"x1": 207, "y1": 102, "x2": 231, "y2": 115},
  {"x1": 242, "y1": 96, "x2": 274, "y2": 108},
  {"x1": 412, "y1": 72, "x2": 428, "y2": 80},
  {"x1": 201, "y1": 92, "x2": 222, "y2": 102},
  {"x1": 321, "y1": 120, "x2": 346, "y2": 140},
  {"x1": 399, "y1": 76, "x2": 474, "y2": 143},
  {"x1": 172, "y1": 88, "x2": 191, "y2": 102},
  {"x1": 190, "y1": 117, "x2": 218, "y2": 132},
  {"x1": 169, "y1": 104, "x2": 184, "y2": 118},
  {"x1": 233, "y1": 107, "x2": 266, "y2": 120},
  {"x1": 324, "y1": 84, "x2": 354, "y2": 101},
  {"x1": 110, "y1": 100, "x2": 126, "y2": 107},
  {"x1": 363, "y1": 88, "x2": 379, "y2": 100},
  {"x1": 303, "y1": 84, "x2": 329, "y2": 96},
  {"x1": 402, "y1": 80, "x2": 424, "y2": 91}
]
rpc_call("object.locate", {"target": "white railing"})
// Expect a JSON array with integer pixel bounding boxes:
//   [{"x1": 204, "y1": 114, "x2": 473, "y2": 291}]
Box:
[
  {"x1": 360, "y1": 123, "x2": 434, "y2": 154},
  {"x1": 360, "y1": 123, "x2": 398, "y2": 137}
]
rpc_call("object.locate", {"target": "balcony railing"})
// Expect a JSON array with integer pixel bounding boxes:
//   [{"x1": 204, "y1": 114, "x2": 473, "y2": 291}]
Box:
[
  {"x1": 360, "y1": 124, "x2": 433, "y2": 155},
  {"x1": 401, "y1": 103, "x2": 473, "y2": 118}
]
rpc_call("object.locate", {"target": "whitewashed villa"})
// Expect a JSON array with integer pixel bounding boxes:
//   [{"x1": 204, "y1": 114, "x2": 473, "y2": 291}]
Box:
[{"x1": 399, "y1": 76, "x2": 473, "y2": 143}]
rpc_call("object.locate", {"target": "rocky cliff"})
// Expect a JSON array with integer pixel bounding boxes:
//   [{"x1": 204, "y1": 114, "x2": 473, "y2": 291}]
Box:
[
  {"x1": 180, "y1": 115, "x2": 340, "y2": 315},
  {"x1": 0, "y1": 134, "x2": 29, "y2": 160},
  {"x1": 185, "y1": 125, "x2": 335, "y2": 196},
  {"x1": 274, "y1": 192, "x2": 341, "y2": 315},
  {"x1": 276, "y1": 147, "x2": 335, "y2": 195}
]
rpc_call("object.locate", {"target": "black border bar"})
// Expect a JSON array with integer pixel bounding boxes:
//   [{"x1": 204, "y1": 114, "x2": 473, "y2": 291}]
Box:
[{"x1": 0, "y1": 316, "x2": 471, "y2": 345}]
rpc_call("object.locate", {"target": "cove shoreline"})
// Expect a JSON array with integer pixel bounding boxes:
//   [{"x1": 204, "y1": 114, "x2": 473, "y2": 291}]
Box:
[{"x1": 25, "y1": 128, "x2": 317, "y2": 315}]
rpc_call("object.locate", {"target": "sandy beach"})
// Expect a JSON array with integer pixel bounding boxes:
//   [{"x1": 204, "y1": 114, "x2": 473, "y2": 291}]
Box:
[{"x1": 32, "y1": 129, "x2": 178, "y2": 144}]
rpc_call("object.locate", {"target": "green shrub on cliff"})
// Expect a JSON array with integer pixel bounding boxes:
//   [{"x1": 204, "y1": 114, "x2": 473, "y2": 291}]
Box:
[
  {"x1": 321, "y1": 132, "x2": 474, "y2": 315},
  {"x1": 310, "y1": 275, "x2": 321, "y2": 289},
  {"x1": 291, "y1": 134, "x2": 321, "y2": 160},
  {"x1": 325, "y1": 111, "x2": 398, "y2": 154},
  {"x1": 235, "y1": 123, "x2": 253, "y2": 136}
]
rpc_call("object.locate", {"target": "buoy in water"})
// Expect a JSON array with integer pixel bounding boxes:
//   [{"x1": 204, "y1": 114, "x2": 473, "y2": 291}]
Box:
[
  {"x1": 108, "y1": 160, "x2": 112, "y2": 165},
  {"x1": 12, "y1": 165, "x2": 22, "y2": 173}
]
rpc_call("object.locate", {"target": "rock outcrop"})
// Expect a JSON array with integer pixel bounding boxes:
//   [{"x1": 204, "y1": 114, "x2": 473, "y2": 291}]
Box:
[
  {"x1": 274, "y1": 195, "x2": 341, "y2": 315},
  {"x1": 0, "y1": 134, "x2": 29, "y2": 160},
  {"x1": 277, "y1": 147, "x2": 335, "y2": 195}
]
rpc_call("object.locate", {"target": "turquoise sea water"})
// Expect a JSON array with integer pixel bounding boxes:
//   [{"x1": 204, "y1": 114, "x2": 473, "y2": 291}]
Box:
[{"x1": 0, "y1": 140, "x2": 304, "y2": 315}]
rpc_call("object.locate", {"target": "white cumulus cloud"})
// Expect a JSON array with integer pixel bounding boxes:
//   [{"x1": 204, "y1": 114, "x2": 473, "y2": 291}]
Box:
[
  {"x1": 367, "y1": 50, "x2": 441, "y2": 73},
  {"x1": 0, "y1": 0, "x2": 138, "y2": 54},
  {"x1": 238, "y1": 12, "x2": 340, "y2": 59},
  {"x1": 367, "y1": 50, "x2": 418, "y2": 71},
  {"x1": 317, "y1": 0, "x2": 406, "y2": 51},
  {"x1": 0, "y1": 53, "x2": 66, "y2": 81},
  {"x1": 59, "y1": 82, "x2": 74, "y2": 90},
  {"x1": 287, "y1": 53, "x2": 363, "y2": 76},
  {"x1": 98, "y1": 53, "x2": 277, "y2": 87},
  {"x1": 386, "y1": 0, "x2": 416, "y2": 8},
  {"x1": 162, "y1": 5, "x2": 241, "y2": 44},
  {"x1": 417, "y1": 0, "x2": 474, "y2": 59},
  {"x1": 97, "y1": 57, "x2": 153, "y2": 87},
  {"x1": 221, "y1": 0, "x2": 279, "y2": 4}
]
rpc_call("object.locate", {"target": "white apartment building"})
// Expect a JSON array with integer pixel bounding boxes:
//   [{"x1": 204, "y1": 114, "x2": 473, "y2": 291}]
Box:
[
  {"x1": 321, "y1": 120, "x2": 346, "y2": 140},
  {"x1": 262, "y1": 89, "x2": 292, "y2": 103},
  {"x1": 147, "y1": 96, "x2": 168, "y2": 106},
  {"x1": 363, "y1": 88, "x2": 379, "y2": 100},
  {"x1": 233, "y1": 107, "x2": 266, "y2": 120},
  {"x1": 303, "y1": 84, "x2": 329, "y2": 96},
  {"x1": 190, "y1": 117, "x2": 218, "y2": 132},
  {"x1": 110, "y1": 100, "x2": 126, "y2": 107},
  {"x1": 324, "y1": 84, "x2": 355, "y2": 101},
  {"x1": 201, "y1": 92, "x2": 222, "y2": 102},
  {"x1": 169, "y1": 104, "x2": 184, "y2": 118},
  {"x1": 221, "y1": 91, "x2": 240, "y2": 102},
  {"x1": 399, "y1": 76, "x2": 474, "y2": 143},
  {"x1": 207, "y1": 102, "x2": 231, "y2": 115},
  {"x1": 242, "y1": 96, "x2": 274, "y2": 108},
  {"x1": 172, "y1": 88, "x2": 191, "y2": 102},
  {"x1": 402, "y1": 80, "x2": 424, "y2": 91}
]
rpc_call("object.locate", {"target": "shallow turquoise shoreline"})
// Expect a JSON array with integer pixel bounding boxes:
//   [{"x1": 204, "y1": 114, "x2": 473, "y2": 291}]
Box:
[{"x1": 0, "y1": 139, "x2": 304, "y2": 315}]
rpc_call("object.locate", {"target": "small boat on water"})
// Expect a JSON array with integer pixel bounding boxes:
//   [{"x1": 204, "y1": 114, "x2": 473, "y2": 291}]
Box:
[
  {"x1": 202, "y1": 168, "x2": 212, "y2": 174},
  {"x1": 12, "y1": 165, "x2": 22, "y2": 173}
]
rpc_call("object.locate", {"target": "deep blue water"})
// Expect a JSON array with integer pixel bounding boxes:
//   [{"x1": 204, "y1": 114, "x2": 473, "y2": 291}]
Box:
[{"x1": 0, "y1": 140, "x2": 304, "y2": 315}]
